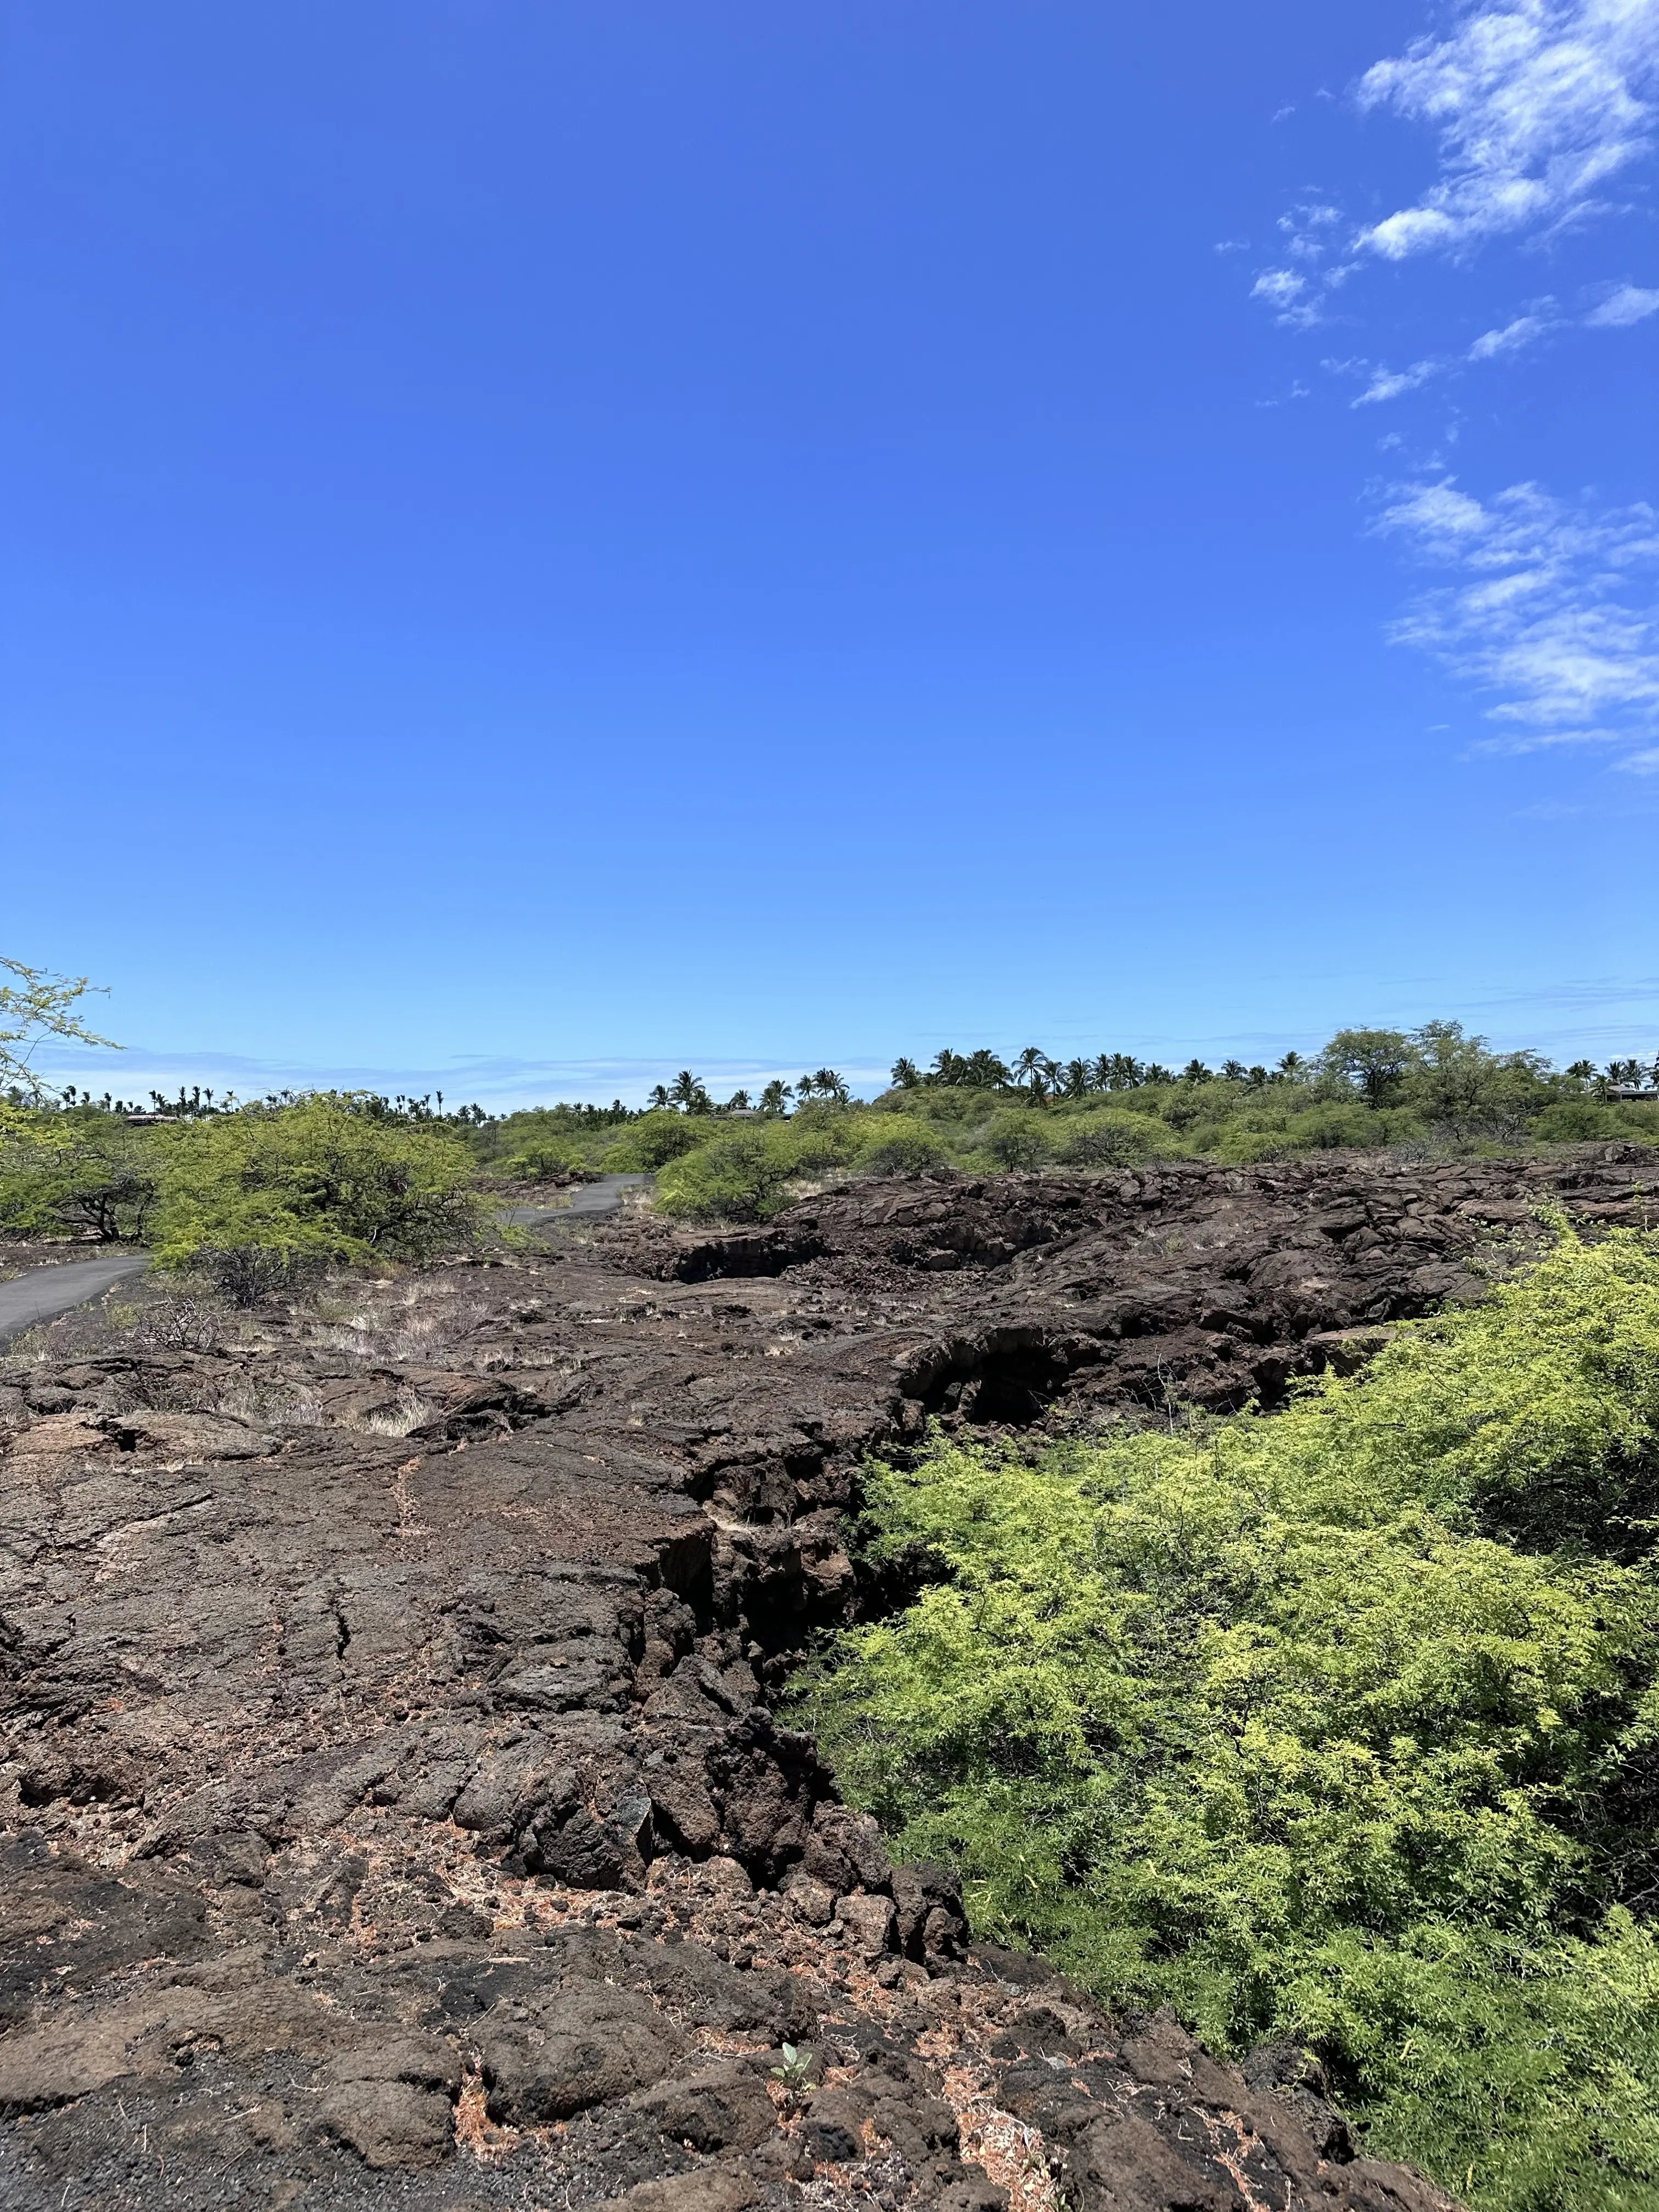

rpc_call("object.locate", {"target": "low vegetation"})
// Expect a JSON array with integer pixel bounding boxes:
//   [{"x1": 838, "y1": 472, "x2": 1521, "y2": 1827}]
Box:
[
  {"x1": 1, "y1": 1093, "x2": 480, "y2": 1294},
  {"x1": 466, "y1": 1023, "x2": 1658, "y2": 1222},
  {"x1": 797, "y1": 1226, "x2": 1659, "y2": 2212},
  {"x1": 7, "y1": 1008, "x2": 1657, "y2": 1250}
]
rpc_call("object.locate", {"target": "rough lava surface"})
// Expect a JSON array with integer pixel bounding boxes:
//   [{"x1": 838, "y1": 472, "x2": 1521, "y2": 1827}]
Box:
[{"x1": 4, "y1": 1146, "x2": 1655, "y2": 2211}]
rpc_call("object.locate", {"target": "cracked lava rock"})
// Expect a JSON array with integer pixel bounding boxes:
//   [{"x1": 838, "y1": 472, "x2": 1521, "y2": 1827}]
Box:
[{"x1": 4, "y1": 1144, "x2": 1654, "y2": 2210}]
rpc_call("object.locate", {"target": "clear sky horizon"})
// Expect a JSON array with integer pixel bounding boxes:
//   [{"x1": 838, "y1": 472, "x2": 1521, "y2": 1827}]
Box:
[{"x1": 4, "y1": 1, "x2": 1657, "y2": 1107}]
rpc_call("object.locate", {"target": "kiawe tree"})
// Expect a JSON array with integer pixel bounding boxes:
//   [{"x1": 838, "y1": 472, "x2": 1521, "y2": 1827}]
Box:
[
  {"x1": 1, "y1": 957, "x2": 121, "y2": 1102},
  {"x1": 1321, "y1": 1028, "x2": 1414, "y2": 1109}
]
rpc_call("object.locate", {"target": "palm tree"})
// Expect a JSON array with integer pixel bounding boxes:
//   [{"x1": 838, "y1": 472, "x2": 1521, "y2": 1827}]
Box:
[
  {"x1": 648, "y1": 1084, "x2": 671, "y2": 1110},
  {"x1": 890, "y1": 1057, "x2": 921, "y2": 1088},
  {"x1": 1015, "y1": 1046, "x2": 1046, "y2": 1094},
  {"x1": 965, "y1": 1048, "x2": 1012, "y2": 1090},
  {"x1": 758, "y1": 1079, "x2": 793, "y2": 1116},
  {"x1": 812, "y1": 1068, "x2": 850, "y2": 1104},
  {"x1": 669, "y1": 1070, "x2": 702, "y2": 1111}
]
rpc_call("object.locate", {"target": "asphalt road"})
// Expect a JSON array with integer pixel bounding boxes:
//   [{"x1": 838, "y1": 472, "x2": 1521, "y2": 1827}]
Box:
[
  {"x1": 496, "y1": 1172, "x2": 651, "y2": 1232},
  {"x1": 0, "y1": 1176, "x2": 651, "y2": 1349},
  {"x1": 0, "y1": 1253, "x2": 150, "y2": 1348}
]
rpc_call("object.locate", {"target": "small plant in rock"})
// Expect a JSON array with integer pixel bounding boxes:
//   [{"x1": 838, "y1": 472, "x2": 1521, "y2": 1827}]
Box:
[{"x1": 769, "y1": 2042, "x2": 817, "y2": 2105}]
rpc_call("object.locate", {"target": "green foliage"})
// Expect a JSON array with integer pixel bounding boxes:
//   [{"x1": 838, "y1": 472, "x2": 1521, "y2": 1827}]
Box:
[
  {"x1": 654, "y1": 1109, "x2": 873, "y2": 1220},
  {"x1": 857, "y1": 1128, "x2": 949, "y2": 1175},
  {"x1": 798, "y1": 1229, "x2": 1659, "y2": 2211},
  {"x1": 654, "y1": 1127, "x2": 797, "y2": 1221},
  {"x1": 0, "y1": 1107, "x2": 157, "y2": 1239},
  {"x1": 148, "y1": 1095, "x2": 481, "y2": 1270},
  {"x1": 0, "y1": 957, "x2": 120, "y2": 1103},
  {"x1": 980, "y1": 1110, "x2": 1051, "y2": 1170},
  {"x1": 468, "y1": 1101, "x2": 634, "y2": 1173},
  {"x1": 500, "y1": 1142, "x2": 583, "y2": 1181},
  {"x1": 1054, "y1": 1111, "x2": 1167, "y2": 1167},
  {"x1": 601, "y1": 1111, "x2": 709, "y2": 1171},
  {"x1": 1321, "y1": 1028, "x2": 1415, "y2": 1108}
]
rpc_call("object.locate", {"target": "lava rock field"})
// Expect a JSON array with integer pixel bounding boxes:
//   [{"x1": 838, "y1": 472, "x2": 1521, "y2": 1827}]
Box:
[{"x1": 4, "y1": 1146, "x2": 1654, "y2": 2210}]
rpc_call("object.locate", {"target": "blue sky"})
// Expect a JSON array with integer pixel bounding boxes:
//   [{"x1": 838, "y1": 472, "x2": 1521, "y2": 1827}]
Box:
[{"x1": 3, "y1": 0, "x2": 1656, "y2": 1107}]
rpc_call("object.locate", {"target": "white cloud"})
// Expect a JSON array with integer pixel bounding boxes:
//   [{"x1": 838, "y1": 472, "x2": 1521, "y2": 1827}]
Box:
[
  {"x1": 1374, "y1": 476, "x2": 1659, "y2": 752},
  {"x1": 1250, "y1": 266, "x2": 1331, "y2": 326},
  {"x1": 1252, "y1": 268, "x2": 1306, "y2": 306},
  {"x1": 1469, "y1": 310, "x2": 1554, "y2": 353},
  {"x1": 1251, "y1": 2, "x2": 1659, "y2": 323},
  {"x1": 1616, "y1": 744, "x2": 1659, "y2": 768},
  {"x1": 1355, "y1": 0, "x2": 1659, "y2": 261},
  {"x1": 1278, "y1": 200, "x2": 1344, "y2": 258},
  {"x1": 1355, "y1": 358, "x2": 1446, "y2": 402},
  {"x1": 1587, "y1": 278, "x2": 1659, "y2": 318}
]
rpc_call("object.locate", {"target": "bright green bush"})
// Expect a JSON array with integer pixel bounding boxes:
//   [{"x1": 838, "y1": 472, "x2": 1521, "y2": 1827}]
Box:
[
  {"x1": 979, "y1": 1110, "x2": 1052, "y2": 1170},
  {"x1": 1054, "y1": 1109, "x2": 1170, "y2": 1167},
  {"x1": 600, "y1": 1110, "x2": 708, "y2": 1171},
  {"x1": 654, "y1": 1127, "x2": 797, "y2": 1221},
  {"x1": 500, "y1": 1141, "x2": 583, "y2": 1180},
  {"x1": 1532, "y1": 1098, "x2": 1659, "y2": 1144},
  {"x1": 654, "y1": 1108, "x2": 876, "y2": 1221},
  {"x1": 799, "y1": 1228, "x2": 1659, "y2": 2211},
  {"x1": 0, "y1": 1107, "x2": 159, "y2": 1240},
  {"x1": 857, "y1": 1128, "x2": 949, "y2": 1175},
  {"x1": 149, "y1": 1096, "x2": 481, "y2": 1269}
]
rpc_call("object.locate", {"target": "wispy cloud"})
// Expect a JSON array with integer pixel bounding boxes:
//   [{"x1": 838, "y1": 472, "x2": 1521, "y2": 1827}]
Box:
[
  {"x1": 1354, "y1": 358, "x2": 1446, "y2": 403},
  {"x1": 26, "y1": 1043, "x2": 900, "y2": 1111},
  {"x1": 1251, "y1": 2, "x2": 1659, "y2": 324},
  {"x1": 1469, "y1": 309, "x2": 1554, "y2": 354},
  {"x1": 1328, "y1": 286, "x2": 1645, "y2": 402},
  {"x1": 1587, "y1": 277, "x2": 1659, "y2": 318},
  {"x1": 1374, "y1": 477, "x2": 1659, "y2": 755},
  {"x1": 1354, "y1": 0, "x2": 1659, "y2": 260}
]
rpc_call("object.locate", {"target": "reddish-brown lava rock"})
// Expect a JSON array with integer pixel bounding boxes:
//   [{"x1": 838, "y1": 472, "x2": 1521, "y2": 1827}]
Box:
[{"x1": 7, "y1": 1146, "x2": 1644, "y2": 2205}]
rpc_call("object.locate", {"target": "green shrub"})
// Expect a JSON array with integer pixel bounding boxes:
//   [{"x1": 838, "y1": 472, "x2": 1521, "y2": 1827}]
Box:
[
  {"x1": 1056, "y1": 1110, "x2": 1169, "y2": 1167},
  {"x1": 858, "y1": 1130, "x2": 948, "y2": 1175},
  {"x1": 1533, "y1": 1099, "x2": 1635, "y2": 1144},
  {"x1": 799, "y1": 1228, "x2": 1659, "y2": 2212},
  {"x1": 500, "y1": 1141, "x2": 582, "y2": 1181},
  {"x1": 149, "y1": 1096, "x2": 481, "y2": 1271},
  {"x1": 601, "y1": 1111, "x2": 707, "y2": 1171},
  {"x1": 980, "y1": 1111, "x2": 1051, "y2": 1170},
  {"x1": 0, "y1": 1108, "x2": 158, "y2": 1240},
  {"x1": 654, "y1": 1128, "x2": 795, "y2": 1222}
]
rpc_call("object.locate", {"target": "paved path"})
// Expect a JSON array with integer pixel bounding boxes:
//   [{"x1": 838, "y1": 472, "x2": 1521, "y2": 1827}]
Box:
[
  {"x1": 0, "y1": 1253, "x2": 150, "y2": 1348},
  {"x1": 497, "y1": 1173, "x2": 651, "y2": 1234},
  {"x1": 0, "y1": 1176, "x2": 651, "y2": 1348}
]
